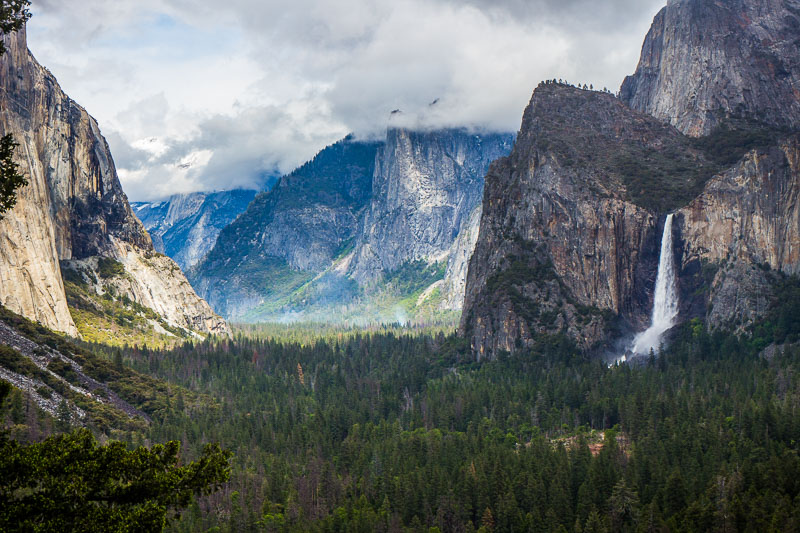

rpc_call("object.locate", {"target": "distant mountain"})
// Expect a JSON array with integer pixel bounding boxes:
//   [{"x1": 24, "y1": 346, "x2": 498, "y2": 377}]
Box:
[
  {"x1": 190, "y1": 129, "x2": 514, "y2": 322},
  {"x1": 189, "y1": 136, "x2": 382, "y2": 319},
  {"x1": 0, "y1": 26, "x2": 228, "y2": 339},
  {"x1": 132, "y1": 189, "x2": 257, "y2": 271}
]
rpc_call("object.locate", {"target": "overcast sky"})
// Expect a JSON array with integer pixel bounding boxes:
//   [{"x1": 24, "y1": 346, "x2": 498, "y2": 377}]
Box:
[{"x1": 27, "y1": 0, "x2": 665, "y2": 201}]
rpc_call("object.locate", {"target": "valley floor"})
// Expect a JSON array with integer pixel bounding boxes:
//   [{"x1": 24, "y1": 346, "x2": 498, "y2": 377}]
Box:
[{"x1": 2, "y1": 313, "x2": 800, "y2": 532}]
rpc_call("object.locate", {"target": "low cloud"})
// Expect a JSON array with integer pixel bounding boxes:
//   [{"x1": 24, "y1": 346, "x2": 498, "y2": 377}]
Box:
[{"x1": 27, "y1": 0, "x2": 665, "y2": 201}]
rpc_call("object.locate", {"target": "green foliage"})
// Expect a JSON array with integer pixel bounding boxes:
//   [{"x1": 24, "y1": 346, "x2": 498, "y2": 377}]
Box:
[
  {"x1": 46, "y1": 357, "x2": 78, "y2": 384},
  {"x1": 384, "y1": 259, "x2": 447, "y2": 297},
  {"x1": 531, "y1": 85, "x2": 721, "y2": 213},
  {"x1": 0, "y1": 304, "x2": 206, "y2": 433},
  {"x1": 96, "y1": 321, "x2": 800, "y2": 532},
  {"x1": 0, "y1": 344, "x2": 38, "y2": 376},
  {"x1": 62, "y1": 266, "x2": 189, "y2": 347},
  {"x1": 748, "y1": 273, "x2": 800, "y2": 348},
  {"x1": 0, "y1": 0, "x2": 30, "y2": 55},
  {"x1": 0, "y1": 133, "x2": 28, "y2": 218},
  {"x1": 96, "y1": 257, "x2": 126, "y2": 279},
  {"x1": 691, "y1": 118, "x2": 788, "y2": 167},
  {"x1": 196, "y1": 137, "x2": 380, "y2": 284},
  {"x1": 0, "y1": 1, "x2": 30, "y2": 216},
  {"x1": 0, "y1": 429, "x2": 231, "y2": 532},
  {"x1": 610, "y1": 146, "x2": 718, "y2": 212}
]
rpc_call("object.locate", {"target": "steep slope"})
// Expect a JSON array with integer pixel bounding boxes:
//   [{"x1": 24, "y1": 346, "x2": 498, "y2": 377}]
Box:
[
  {"x1": 0, "y1": 304, "x2": 202, "y2": 434},
  {"x1": 348, "y1": 128, "x2": 514, "y2": 283},
  {"x1": 619, "y1": 0, "x2": 800, "y2": 335},
  {"x1": 676, "y1": 136, "x2": 800, "y2": 329},
  {"x1": 132, "y1": 189, "x2": 257, "y2": 270},
  {"x1": 620, "y1": 0, "x2": 800, "y2": 136},
  {"x1": 0, "y1": 27, "x2": 227, "y2": 338},
  {"x1": 460, "y1": 83, "x2": 722, "y2": 357},
  {"x1": 190, "y1": 137, "x2": 381, "y2": 318},
  {"x1": 462, "y1": 0, "x2": 800, "y2": 358}
]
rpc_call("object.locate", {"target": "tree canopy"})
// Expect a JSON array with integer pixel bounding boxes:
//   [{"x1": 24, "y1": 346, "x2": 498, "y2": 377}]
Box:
[{"x1": 0, "y1": 384, "x2": 232, "y2": 532}]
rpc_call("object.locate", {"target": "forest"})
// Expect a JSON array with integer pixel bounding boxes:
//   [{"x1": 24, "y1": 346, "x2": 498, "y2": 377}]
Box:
[
  {"x1": 2, "y1": 275, "x2": 800, "y2": 531},
  {"x1": 5, "y1": 313, "x2": 790, "y2": 532}
]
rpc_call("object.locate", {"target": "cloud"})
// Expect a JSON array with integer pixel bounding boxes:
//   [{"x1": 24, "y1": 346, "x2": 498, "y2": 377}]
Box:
[{"x1": 26, "y1": 0, "x2": 666, "y2": 201}]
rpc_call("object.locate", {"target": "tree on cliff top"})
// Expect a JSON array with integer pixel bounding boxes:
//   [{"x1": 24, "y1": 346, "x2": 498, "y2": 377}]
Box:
[
  {"x1": 0, "y1": 0, "x2": 30, "y2": 55},
  {"x1": 0, "y1": 0, "x2": 30, "y2": 218}
]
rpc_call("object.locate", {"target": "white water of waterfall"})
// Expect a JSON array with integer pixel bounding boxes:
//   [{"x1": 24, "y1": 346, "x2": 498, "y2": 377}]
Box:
[{"x1": 631, "y1": 213, "x2": 679, "y2": 355}]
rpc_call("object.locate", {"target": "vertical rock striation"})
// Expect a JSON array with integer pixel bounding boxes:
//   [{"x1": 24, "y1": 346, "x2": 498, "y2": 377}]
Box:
[
  {"x1": 191, "y1": 129, "x2": 513, "y2": 320},
  {"x1": 621, "y1": 0, "x2": 800, "y2": 136},
  {"x1": 676, "y1": 136, "x2": 800, "y2": 329},
  {"x1": 348, "y1": 128, "x2": 514, "y2": 284},
  {"x1": 460, "y1": 83, "x2": 720, "y2": 357},
  {"x1": 0, "y1": 27, "x2": 228, "y2": 337}
]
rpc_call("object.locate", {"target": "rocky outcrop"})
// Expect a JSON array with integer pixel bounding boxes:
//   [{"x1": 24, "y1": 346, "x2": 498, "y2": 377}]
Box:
[
  {"x1": 620, "y1": 0, "x2": 800, "y2": 136},
  {"x1": 132, "y1": 189, "x2": 256, "y2": 270},
  {"x1": 677, "y1": 136, "x2": 800, "y2": 328},
  {"x1": 63, "y1": 240, "x2": 230, "y2": 336},
  {"x1": 0, "y1": 27, "x2": 227, "y2": 337},
  {"x1": 348, "y1": 128, "x2": 513, "y2": 283},
  {"x1": 679, "y1": 137, "x2": 800, "y2": 274},
  {"x1": 460, "y1": 83, "x2": 724, "y2": 357},
  {"x1": 440, "y1": 205, "x2": 483, "y2": 310}
]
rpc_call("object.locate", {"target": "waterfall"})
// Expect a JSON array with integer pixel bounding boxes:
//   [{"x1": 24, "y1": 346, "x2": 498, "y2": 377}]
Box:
[{"x1": 631, "y1": 213, "x2": 679, "y2": 355}]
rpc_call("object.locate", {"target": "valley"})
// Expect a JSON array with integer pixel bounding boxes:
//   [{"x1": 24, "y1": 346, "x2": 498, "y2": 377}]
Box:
[{"x1": 2, "y1": 0, "x2": 800, "y2": 531}]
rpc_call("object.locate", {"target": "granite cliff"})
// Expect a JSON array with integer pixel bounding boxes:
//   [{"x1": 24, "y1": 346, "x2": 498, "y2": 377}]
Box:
[
  {"x1": 676, "y1": 135, "x2": 800, "y2": 330},
  {"x1": 460, "y1": 83, "x2": 721, "y2": 357},
  {"x1": 348, "y1": 128, "x2": 513, "y2": 283},
  {"x1": 0, "y1": 27, "x2": 228, "y2": 338},
  {"x1": 461, "y1": 0, "x2": 800, "y2": 357},
  {"x1": 620, "y1": 0, "x2": 800, "y2": 136},
  {"x1": 132, "y1": 189, "x2": 257, "y2": 271}
]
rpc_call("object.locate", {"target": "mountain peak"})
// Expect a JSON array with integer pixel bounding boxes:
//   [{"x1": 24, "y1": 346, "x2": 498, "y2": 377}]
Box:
[{"x1": 620, "y1": 0, "x2": 800, "y2": 136}]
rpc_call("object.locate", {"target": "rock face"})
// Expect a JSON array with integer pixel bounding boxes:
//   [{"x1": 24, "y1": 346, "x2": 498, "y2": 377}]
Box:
[
  {"x1": 620, "y1": 0, "x2": 800, "y2": 136},
  {"x1": 0, "y1": 27, "x2": 228, "y2": 337},
  {"x1": 132, "y1": 189, "x2": 257, "y2": 271},
  {"x1": 460, "y1": 83, "x2": 723, "y2": 357},
  {"x1": 676, "y1": 136, "x2": 800, "y2": 329},
  {"x1": 462, "y1": 0, "x2": 800, "y2": 357},
  {"x1": 679, "y1": 138, "x2": 800, "y2": 274},
  {"x1": 348, "y1": 128, "x2": 513, "y2": 283},
  {"x1": 440, "y1": 205, "x2": 483, "y2": 310},
  {"x1": 191, "y1": 128, "x2": 513, "y2": 321}
]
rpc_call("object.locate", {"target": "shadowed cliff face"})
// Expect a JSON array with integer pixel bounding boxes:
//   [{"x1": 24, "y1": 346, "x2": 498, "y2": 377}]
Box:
[
  {"x1": 676, "y1": 136, "x2": 800, "y2": 330},
  {"x1": 0, "y1": 27, "x2": 228, "y2": 337},
  {"x1": 461, "y1": 0, "x2": 800, "y2": 358},
  {"x1": 621, "y1": 0, "x2": 800, "y2": 136},
  {"x1": 459, "y1": 83, "x2": 724, "y2": 358},
  {"x1": 190, "y1": 138, "x2": 381, "y2": 319}
]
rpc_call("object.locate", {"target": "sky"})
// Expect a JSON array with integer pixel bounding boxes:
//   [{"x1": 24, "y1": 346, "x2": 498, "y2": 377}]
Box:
[{"x1": 27, "y1": 0, "x2": 666, "y2": 201}]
